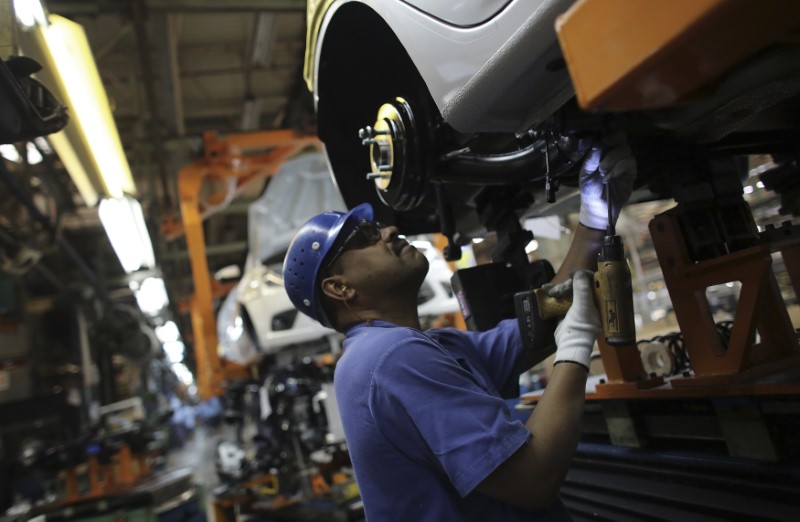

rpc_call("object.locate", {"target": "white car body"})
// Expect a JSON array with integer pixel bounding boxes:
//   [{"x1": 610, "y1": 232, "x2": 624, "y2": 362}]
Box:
[
  {"x1": 306, "y1": 0, "x2": 800, "y2": 246},
  {"x1": 218, "y1": 152, "x2": 461, "y2": 360},
  {"x1": 311, "y1": 0, "x2": 574, "y2": 134}
]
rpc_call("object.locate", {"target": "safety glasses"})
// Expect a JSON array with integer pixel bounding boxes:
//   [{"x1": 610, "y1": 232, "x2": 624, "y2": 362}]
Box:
[{"x1": 325, "y1": 220, "x2": 387, "y2": 272}]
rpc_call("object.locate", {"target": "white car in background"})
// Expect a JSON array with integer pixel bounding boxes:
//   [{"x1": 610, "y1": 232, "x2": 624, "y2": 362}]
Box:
[
  {"x1": 217, "y1": 152, "x2": 460, "y2": 362},
  {"x1": 306, "y1": 0, "x2": 800, "y2": 255}
]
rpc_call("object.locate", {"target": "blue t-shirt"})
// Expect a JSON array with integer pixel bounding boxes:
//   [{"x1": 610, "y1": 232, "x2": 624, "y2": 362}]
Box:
[{"x1": 334, "y1": 319, "x2": 571, "y2": 521}]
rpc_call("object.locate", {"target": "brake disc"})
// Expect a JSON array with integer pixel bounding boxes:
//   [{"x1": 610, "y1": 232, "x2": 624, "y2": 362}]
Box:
[{"x1": 358, "y1": 97, "x2": 427, "y2": 212}]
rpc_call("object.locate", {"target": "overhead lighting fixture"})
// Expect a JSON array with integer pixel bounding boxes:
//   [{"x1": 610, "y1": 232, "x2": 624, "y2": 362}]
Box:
[
  {"x1": 240, "y1": 95, "x2": 262, "y2": 131},
  {"x1": 26, "y1": 142, "x2": 43, "y2": 165},
  {"x1": 98, "y1": 197, "x2": 155, "y2": 273},
  {"x1": 132, "y1": 277, "x2": 169, "y2": 316},
  {"x1": 171, "y1": 362, "x2": 194, "y2": 385},
  {"x1": 47, "y1": 131, "x2": 99, "y2": 206},
  {"x1": 15, "y1": 7, "x2": 137, "y2": 204},
  {"x1": 13, "y1": 0, "x2": 47, "y2": 29},
  {"x1": 0, "y1": 144, "x2": 23, "y2": 163},
  {"x1": 163, "y1": 340, "x2": 185, "y2": 364},
  {"x1": 251, "y1": 13, "x2": 275, "y2": 67},
  {"x1": 33, "y1": 137, "x2": 52, "y2": 154},
  {"x1": 155, "y1": 320, "x2": 181, "y2": 344}
]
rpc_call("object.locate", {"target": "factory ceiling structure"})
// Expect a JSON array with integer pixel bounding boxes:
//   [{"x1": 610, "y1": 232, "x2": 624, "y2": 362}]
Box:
[
  {"x1": 10, "y1": 0, "x2": 313, "y2": 370},
  {"x1": 4, "y1": 1, "x2": 800, "y2": 520}
]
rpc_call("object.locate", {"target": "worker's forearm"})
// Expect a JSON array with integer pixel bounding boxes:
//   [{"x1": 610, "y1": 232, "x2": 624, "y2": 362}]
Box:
[
  {"x1": 475, "y1": 362, "x2": 588, "y2": 508},
  {"x1": 524, "y1": 362, "x2": 588, "y2": 498},
  {"x1": 552, "y1": 224, "x2": 605, "y2": 284}
]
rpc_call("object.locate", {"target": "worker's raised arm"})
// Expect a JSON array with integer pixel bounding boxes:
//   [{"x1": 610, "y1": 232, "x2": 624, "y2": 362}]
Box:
[
  {"x1": 477, "y1": 270, "x2": 600, "y2": 508},
  {"x1": 478, "y1": 134, "x2": 637, "y2": 508},
  {"x1": 552, "y1": 131, "x2": 636, "y2": 284}
]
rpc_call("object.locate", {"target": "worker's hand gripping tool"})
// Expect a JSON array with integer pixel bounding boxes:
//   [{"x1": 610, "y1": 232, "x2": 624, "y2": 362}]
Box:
[{"x1": 516, "y1": 176, "x2": 636, "y2": 355}]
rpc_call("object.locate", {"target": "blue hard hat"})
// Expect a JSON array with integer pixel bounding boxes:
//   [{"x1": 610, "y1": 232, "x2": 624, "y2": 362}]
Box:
[{"x1": 283, "y1": 203, "x2": 374, "y2": 327}]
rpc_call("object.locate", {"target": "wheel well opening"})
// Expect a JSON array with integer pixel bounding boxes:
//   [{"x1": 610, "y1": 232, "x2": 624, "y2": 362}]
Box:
[{"x1": 316, "y1": 4, "x2": 437, "y2": 233}]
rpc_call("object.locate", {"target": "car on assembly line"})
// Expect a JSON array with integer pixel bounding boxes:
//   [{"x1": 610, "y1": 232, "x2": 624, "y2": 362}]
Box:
[
  {"x1": 305, "y1": 0, "x2": 800, "y2": 258},
  {"x1": 216, "y1": 152, "x2": 460, "y2": 362}
]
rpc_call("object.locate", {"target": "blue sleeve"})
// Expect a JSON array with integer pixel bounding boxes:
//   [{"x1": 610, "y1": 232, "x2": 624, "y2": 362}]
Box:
[
  {"x1": 433, "y1": 319, "x2": 524, "y2": 397},
  {"x1": 370, "y1": 336, "x2": 531, "y2": 498}
]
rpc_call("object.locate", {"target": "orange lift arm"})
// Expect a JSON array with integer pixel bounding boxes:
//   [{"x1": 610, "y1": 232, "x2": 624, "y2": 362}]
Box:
[{"x1": 174, "y1": 130, "x2": 322, "y2": 399}]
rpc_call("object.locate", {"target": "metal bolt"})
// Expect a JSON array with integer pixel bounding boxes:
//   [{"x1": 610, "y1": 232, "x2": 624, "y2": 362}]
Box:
[
  {"x1": 366, "y1": 172, "x2": 389, "y2": 180},
  {"x1": 377, "y1": 164, "x2": 392, "y2": 172},
  {"x1": 311, "y1": 241, "x2": 320, "y2": 250},
  {"x1": 303, "y1": 299, "x2": 311, "y2": 307},
  {"x1": 359, "y1": 125, "x2": 390, "y2": 138},
  {"x1": 362, "y1": 138, "x2": 378, "y2": 146}
]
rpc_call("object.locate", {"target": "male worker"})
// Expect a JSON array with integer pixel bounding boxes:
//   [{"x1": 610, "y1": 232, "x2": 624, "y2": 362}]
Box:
[{"x1": 283, "y1": 135, "x2": 636, "y2": 521}]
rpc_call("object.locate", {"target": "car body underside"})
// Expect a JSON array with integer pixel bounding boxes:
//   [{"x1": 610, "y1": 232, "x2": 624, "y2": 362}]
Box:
[{"x1": 306, "y1": 0, "x2": 800, "y2": 261}]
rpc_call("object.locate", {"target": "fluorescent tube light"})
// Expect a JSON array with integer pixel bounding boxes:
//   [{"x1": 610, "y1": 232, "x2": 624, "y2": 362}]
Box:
[
  {"x1": 16, "y1": 13, "x2": 137, "y2": 200},
  {"x1": 251, "y1": 13, "x2": 275, "y2": 67},
  {"x1": 26, "y1": 142, "x2": 43, "y2": 164},
  {"x1": 163, "y1": 340, "x2": 185, "y2": 364},
  {"x1": 0, "y1": 144, "x2": 23, "y2": 163},
  {"x1": 155, "y1": 320, "x2": 181, "y2": 344},
  {"x1": 13, "y1": 0, "x2": 48, "y2": 29},
  {"x1": 171, "y1": 362, "x2": 194, "y2": 385},
  {"x1": 33, "y1": 137, "x2": 52, "y2": 154},
  {"x1": 98, "y1": 197, "x2": 155, "y2": 273},
  {"x1": 240, "y1": 95, "x2": 262, "y2": 131},
  {"x1": 47, "y1": 131, "x2": 99, "y2": 206},
  {"x1": 132, "y1": 277, "x2": 169, "y2": 316}
]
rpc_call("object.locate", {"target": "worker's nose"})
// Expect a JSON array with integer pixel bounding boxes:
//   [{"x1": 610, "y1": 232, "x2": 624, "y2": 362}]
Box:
[{"x1": 381, "y1": 225, "x2": 400, "y2": 240}]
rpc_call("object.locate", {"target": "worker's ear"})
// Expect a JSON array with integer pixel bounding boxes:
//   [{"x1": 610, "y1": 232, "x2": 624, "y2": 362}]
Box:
[{"x1": 321, "y1": 276, "x2": 355, "y2": 302}]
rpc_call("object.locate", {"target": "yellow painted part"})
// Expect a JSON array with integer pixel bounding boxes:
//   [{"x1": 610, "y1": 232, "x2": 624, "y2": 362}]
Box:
[
  {"x1": 0, "y1": 0, "x2": 14, "y2": 58},
  {"x1": 35, "y1": 16, "x2": 135, "y2": 196},
  {"x1": 303, "y1": 0, "x2": 337, "y2": 92}
]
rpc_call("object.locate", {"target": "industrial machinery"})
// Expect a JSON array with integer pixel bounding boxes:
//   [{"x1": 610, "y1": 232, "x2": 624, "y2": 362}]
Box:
[
  {"x1": 306, "y1": 0, "x2": 800, "y2": 261},
  {"x1": 167, "y1": 130, "x2": 323, "y2": 399},
  {"x1": 304, "y1": 1, "x2": 800, "y2": 518}
]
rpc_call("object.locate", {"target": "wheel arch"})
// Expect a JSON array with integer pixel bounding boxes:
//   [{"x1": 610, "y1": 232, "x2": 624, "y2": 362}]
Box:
[{"x1": 315, "y1": 3, "x2": 438, "y2": 233}]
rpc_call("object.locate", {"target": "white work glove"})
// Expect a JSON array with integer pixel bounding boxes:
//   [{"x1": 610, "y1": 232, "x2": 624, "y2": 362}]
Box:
[
  {"x1": 578, "y1": 131, "x2": 637, "y2": 231},
  {"x1": 552, "y1": 270, "x2": 601, "y2": 370}
]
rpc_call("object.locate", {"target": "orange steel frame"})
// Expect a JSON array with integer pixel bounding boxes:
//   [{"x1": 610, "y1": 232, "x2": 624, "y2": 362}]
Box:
[
  {"x1": 523, "y1": 210, "x2": 800, "y2": 403},
  {"x1": 171, "y1": 130, "x2": 322, "y2": 399},
  {"x1": 585, "y1": 210, "x2": 800, "y2": 398},
  {"x1": 649, "y1": 212, "x2": 800, "y2": 387}
]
